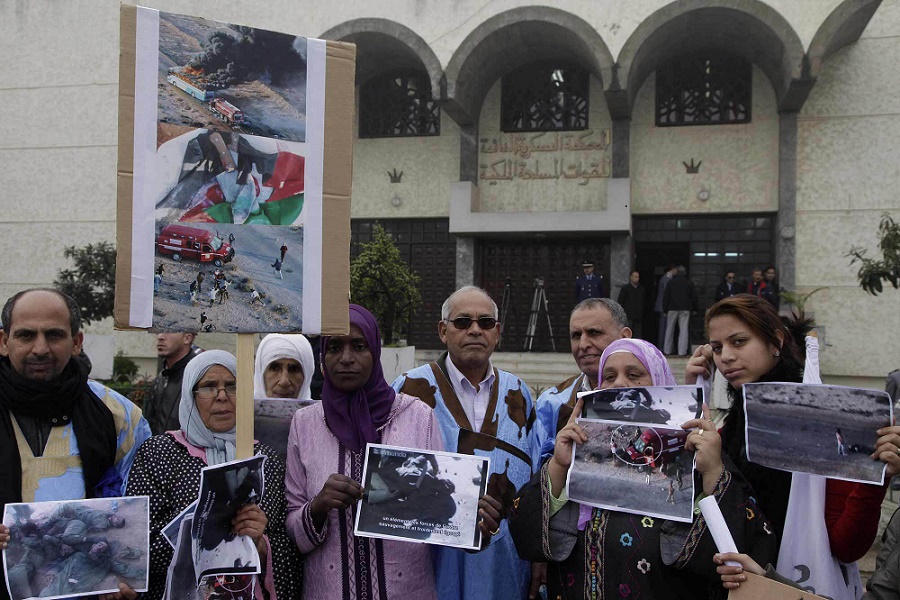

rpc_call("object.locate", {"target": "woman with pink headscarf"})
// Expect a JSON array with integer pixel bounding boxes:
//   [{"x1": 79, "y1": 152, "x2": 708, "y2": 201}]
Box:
[{"x1": 510, "y1": 338, "x2": 776, "y2": 600}]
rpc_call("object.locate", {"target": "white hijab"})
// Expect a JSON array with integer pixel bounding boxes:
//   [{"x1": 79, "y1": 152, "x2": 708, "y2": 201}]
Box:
[
  {"x1": 179, "y1": 349, "x2": 237, "y2": 466},
  {"x1": 252, "y1": 334, "x2": 314, "y2": 399}
]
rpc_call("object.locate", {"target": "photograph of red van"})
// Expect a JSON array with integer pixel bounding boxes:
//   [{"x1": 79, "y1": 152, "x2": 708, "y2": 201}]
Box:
[{"x1": 156, "y1": 224, "x2": 235, "y2": 266}]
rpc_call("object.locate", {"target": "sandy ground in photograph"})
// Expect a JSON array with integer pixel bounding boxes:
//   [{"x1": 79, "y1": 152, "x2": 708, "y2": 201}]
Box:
[
  {"x1": 569, "y1": 423, "x2": 693, "y2": 520},
  {"x1": 152, "y1": 224, "x2": 303, "y2": 332},
  {"x1": 254, "y1": 399, "x2": 316, "y2": 460},
  {"x1": 746, "y1": 407, "x2": 886, "y2": 482}
]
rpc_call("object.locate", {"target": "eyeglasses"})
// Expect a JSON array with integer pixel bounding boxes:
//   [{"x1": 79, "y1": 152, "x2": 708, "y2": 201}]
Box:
[
  {"x1": 194, "y1": 384, "x2": 237, "y2": 399},
  {"x1": 445, "y1": 316, "x2": 498, "y2": 330}
]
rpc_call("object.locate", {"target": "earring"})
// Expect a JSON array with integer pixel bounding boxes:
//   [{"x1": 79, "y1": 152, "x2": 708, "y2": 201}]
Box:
[{"x1": 774, "y1": 350, "x2": 780, "y2": 357}]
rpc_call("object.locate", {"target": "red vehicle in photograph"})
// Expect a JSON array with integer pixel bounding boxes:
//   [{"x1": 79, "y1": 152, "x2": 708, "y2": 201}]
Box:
[
  {"x1": 156, "y1": 224, "x2": 234, "y2": 266},
  {"x1": 623, "y1": 428, "x2": 689, "y2": 469}
]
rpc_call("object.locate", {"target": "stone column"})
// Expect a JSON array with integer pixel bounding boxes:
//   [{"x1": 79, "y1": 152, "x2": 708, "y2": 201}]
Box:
[
  {"x1": 455, "y1": 237, "x2": 476, "y2": 289},
  {"x1": 609, "y1": 117, "x2": 632, "y2": 294},
  {"x1": 777, "y1": 112, "x2": 797, "y2": 292}
]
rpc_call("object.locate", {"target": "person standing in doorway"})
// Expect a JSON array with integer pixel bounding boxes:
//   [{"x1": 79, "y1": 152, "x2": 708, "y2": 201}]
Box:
[
  {"x1": 617, "y1": 270, "x2": 646, "y2": 339},
  {"x1": 663, "y1": 265, "x2": 698, "y2": 356},
  {"x1": 575, "y1": 260, "x2": 603, "y2": 303},
  {"x1": 765, "y1": 266, "x2": 781, "y2": 309},
  {"x1": 654, "y1": 265, "x2": 677, "y2": 350},
  {"x1": 715, "y1": 271, "x2": 740, "y2": 301}
]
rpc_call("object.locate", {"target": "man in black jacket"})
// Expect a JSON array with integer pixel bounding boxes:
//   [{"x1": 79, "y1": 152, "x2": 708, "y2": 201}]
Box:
[
  {"x1": 144, "y1": 332, "x2": 201, "y2": 434},
  {"x1": 617, "y1": 271, "x2": 646, "y2": 338},
  {"x1": 662, "y1": 266, "x2": 698, "y2": 356}
]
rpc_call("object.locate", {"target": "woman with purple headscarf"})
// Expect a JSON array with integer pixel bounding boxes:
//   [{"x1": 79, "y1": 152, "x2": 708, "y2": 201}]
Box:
[
  {"x1": 510, "y1": 338, "x2": 777, "y2": 600},
  {"x1": 284, "y1": 305, "x2": 444, "y2": 600}
]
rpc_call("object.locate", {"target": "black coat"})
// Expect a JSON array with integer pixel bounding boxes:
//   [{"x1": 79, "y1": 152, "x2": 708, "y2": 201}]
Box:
[
  {"x1": 663, "y1": 274, "x2": 698, "y2": 312},
  {"x1": 617, "y1": 283, "x2": 646, "y2": 324},
  {"x1": 144, "y1": 347, "x2": 201, "y2": 435},
  {"x1": 714, "y1": 281, "x2": 740, "y2": 302}
]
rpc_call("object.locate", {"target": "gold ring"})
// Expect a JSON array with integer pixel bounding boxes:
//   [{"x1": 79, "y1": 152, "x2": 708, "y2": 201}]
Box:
[
  {"x1": 895, "y1": 448, "x2": 900, "y2": 458},
  {"x1": 490, "y1": 527, "x2": 500, "y2": 535}
]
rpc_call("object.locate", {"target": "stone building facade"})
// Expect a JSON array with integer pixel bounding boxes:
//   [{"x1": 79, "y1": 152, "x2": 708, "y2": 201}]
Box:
[{"x1": 1, "y1": 0, "x2": 898, "y2": 382}]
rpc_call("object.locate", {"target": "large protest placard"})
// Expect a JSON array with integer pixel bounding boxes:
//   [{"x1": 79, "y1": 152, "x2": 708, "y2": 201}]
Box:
[
  {"x1": 355, "y1": 444, "x2": 489, "y2": 551},
  {"x1": 192, "y1": 456, "x2": 266, "y2": 583},
  {"x1": 567, "y1": 419, "x2": 694, "y2": 522},
  {"x1": 743, "y1": 383, "x2": 892, "y2": 484},
  {"x1": 578, "y1": 385, "x2": 703, "y2": 426},
  {"x1": 116, "y1": 6, "x2": 353, "y2": 334},
  {"x1": 3, "y1": 497, "x2": 150, "y2": 600}
]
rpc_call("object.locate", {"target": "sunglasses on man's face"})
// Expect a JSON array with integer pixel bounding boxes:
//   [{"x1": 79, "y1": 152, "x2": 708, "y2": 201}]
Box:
[{"x1": 445, "y1": 316, "x2": 498, "y2": 330}]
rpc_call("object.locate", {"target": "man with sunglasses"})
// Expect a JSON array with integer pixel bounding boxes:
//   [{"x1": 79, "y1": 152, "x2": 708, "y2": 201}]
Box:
[
  {"x1": 393, "y1": 286, "x2": 542, "y2": 600},
  {"x1": 715, "y1": 271, "x2": 739, "y2": 302},
  {"x1": 534, "y1": 298, "x2": 632, "y2": 458}
]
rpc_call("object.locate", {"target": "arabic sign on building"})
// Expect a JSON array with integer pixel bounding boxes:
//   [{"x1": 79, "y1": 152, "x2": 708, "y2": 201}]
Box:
[{"x1": 479, "y1": 129, "x2": 611, "y2": 184}]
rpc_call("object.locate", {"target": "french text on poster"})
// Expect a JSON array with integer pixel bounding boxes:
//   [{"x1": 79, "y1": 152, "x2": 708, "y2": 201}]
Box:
[
  {"x1": 743, "y1": 383, "x2": 892, "y2": 484},
  {"x1": 567, "y1": 419, "x2": 695, "y2": 522},
  {"x1": 3, "y1": 497, "x2": 150, "y2": 600},
  {"x1": 354, "y1": 444, "x2": 489, "y2": 551}
]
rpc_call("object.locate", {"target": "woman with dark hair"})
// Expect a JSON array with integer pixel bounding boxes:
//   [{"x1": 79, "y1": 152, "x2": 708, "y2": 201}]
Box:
[
  {"x1": 126, "y1": 349, "x2": 300, "y2": 600},
  {"x1": 284, "y1": 304, "x2": 501, "y2": 600},
  {"x1": 686, "y1": 295, "x2": 899, "y2": 597}
]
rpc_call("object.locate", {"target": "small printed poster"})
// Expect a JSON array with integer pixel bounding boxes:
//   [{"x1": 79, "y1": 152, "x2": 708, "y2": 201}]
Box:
[
  {"x1": 568, "y1": 419, "x2": 695, "y2": 522},
  {"x1": 192, "y1": 456, "x2": 266, "y2": 583},
  {"x1": 744, "y1": 382, "x2": 892, "y2": 484},
  {"x1": 354, "y1": 444, "x2": 489, "y2": 551},
  {"x1": 3, "y1": 497, "x2": 150, "y2": 600}
]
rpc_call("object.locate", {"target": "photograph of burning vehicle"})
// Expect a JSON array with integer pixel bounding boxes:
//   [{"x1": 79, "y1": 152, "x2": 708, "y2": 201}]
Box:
[
  {"x1": 155, "y1": 129, "x2": 305, "y2": 227},
  {"x1": 152, "y1": 222, "x2": 303, "y2": 332},
  {"x1": 579, "y1": 385, "x2": 703, "y2": 427},
  {"x1": 157, "y1": 11, "x2": 307, "y2": 143},
  {"x1": 743, "y1": 383, "x2": 892, "y2": 484},
  {"x1": 567, "y1": 420, "x2": 694, "y2": 522}
]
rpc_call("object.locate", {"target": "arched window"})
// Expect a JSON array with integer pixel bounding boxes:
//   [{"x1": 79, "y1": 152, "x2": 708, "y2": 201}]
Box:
[
  {"x1": 359, "y1": 70, "x2": 440, "y2": 138},
  {"x1": 656, "y1": 54, "x2": 752, "y2": 126},
  {"x1": 501, "y1": 62, "x2": 589, "y2": 132}
]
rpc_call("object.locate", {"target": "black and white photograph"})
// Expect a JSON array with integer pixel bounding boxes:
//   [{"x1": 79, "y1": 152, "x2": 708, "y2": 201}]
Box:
[
  {"x1": 744, "y1": 383, "x2": 893, "y2": 484},
  {"x1": 568, "y1": 419, "x2": 695, "y2": 522},
  {"x1": 162, "y1": 501, "x2": 196, "y2": 549},
  {"x1": 191, "y1": 455, "x2": 266, "y2": 583},
  {"x1": 354, "y1": 444, "x2": 490, "y2": 551},
  {"x1": 165, "y1": 516, "x2": 255, "y2": 600},
  {"x1": 3, "y1": 497, "x2": 150, "y2": 600},
  {"x1": 579, "y1": 385, "x2": 703, "y2": 426},
  {"x1": 254, "y1": 397, "x2": 317, "y2": 461}
]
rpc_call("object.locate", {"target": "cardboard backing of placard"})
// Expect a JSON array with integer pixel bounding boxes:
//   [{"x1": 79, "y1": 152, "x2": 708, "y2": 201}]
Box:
[
  {"x1": 115, "y1": 4, "x2": 137, "y2": 330},
  {"x1": 114, "y1": 6, "x2": 352, "y2": 335},
  {"x1": 729, "y1": 572, "x2": 827, "y2": 600}
]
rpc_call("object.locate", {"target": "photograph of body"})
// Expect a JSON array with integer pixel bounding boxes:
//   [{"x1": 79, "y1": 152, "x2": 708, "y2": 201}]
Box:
[
  {"x1": 567, "y1": 419, "x2": 694, "y2": 522},
  {"x1": 743, "y1": 382, "x2": 892, "y2": 484},
  {"x1": 157, "y1": 11, "x2": 307, "y2": 143},
  {"x1": 3, "y1": 497, "x2": 150, "y2": 600},
  {"x1": 580, "y1": 385, "x2": 703, "y2": 426},
  {"x1": 192, "y1": 455, "x2": 266, "y2": 583},
  {"x1": 355, "y1": 445, "x2": 489, "y2": 551}
]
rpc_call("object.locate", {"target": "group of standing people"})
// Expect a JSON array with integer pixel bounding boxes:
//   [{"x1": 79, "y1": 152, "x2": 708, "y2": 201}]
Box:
[{"x1": 0, "y1": 285, "x2": 897, "y2": 600}]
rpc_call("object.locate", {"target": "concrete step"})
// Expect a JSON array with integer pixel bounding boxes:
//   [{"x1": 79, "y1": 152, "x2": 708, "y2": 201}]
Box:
[{"x1": 413, "y1": 350, "x2": 692, "y2": 396}]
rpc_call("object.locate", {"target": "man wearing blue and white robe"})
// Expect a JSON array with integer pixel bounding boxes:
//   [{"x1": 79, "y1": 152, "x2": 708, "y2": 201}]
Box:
[
  {"x1": 534, "y1": 298, "x2": 632, "y2": 458},
  {"x1": 392, "y1": 286, "x2": 542, "y2": 600}
]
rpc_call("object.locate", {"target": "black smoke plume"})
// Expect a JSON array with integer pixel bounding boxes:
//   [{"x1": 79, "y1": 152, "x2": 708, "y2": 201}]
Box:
[{"x1": 188, "y1": 26, "x2": 305, "y2": 88}]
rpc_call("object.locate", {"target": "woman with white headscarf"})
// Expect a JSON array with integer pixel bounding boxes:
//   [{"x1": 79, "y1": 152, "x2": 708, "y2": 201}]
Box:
[
  {"x1": 127, "y1": 350, "x2": 301, "y2": 599},
  {"x1": 253, "y1": 334, "x2": 315, "y2": 399}
]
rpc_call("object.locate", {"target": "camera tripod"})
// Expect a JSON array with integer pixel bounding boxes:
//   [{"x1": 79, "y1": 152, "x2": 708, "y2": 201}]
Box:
[{"x1": 524, "y1": 277, "x2": 555, "y2": 351}]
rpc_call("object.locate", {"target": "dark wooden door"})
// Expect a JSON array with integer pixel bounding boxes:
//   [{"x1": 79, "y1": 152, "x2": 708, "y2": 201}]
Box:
[{"x1": 480, "y1": 238, "x2": 610, "y2": 352}]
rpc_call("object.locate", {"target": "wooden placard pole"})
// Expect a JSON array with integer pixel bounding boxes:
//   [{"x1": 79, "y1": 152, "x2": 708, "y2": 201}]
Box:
[{"x1": 236, "y1": 333, "x2": 255, "y2": 459}]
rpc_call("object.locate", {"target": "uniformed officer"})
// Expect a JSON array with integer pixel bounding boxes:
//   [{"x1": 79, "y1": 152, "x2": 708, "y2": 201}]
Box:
[{"x1": 575, "y1": 260, "x2": 603, "y2": 302}]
